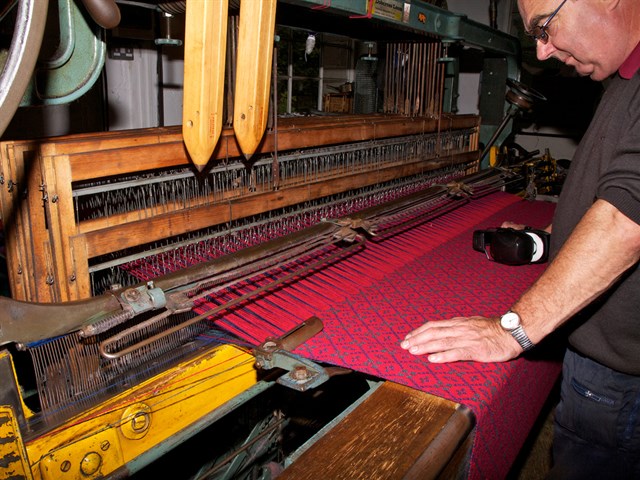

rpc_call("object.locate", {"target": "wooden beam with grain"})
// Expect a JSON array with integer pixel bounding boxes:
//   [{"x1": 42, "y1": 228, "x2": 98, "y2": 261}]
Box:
[
  {"x1": 182, "y1": 0, "x2": 228, "y2": 172},
  {"x1": 233, "y1": 0, "x2": 277, "y2": 160}
]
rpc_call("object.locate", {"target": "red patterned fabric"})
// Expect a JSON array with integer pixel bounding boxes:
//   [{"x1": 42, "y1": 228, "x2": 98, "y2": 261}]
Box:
[{"x1": 200, "y1": 191, "x2": 560, "y2": 479}]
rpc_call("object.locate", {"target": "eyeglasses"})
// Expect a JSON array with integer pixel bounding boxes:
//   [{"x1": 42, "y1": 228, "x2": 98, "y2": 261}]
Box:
[{"x1": 525, "y1": 0, "x2": 569, "y2": 44}]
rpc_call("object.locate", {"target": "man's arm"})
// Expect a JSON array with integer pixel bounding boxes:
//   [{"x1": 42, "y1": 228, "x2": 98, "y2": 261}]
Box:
[{"x1": 400, "y1": 199, "x2": 640, "y2": 363}]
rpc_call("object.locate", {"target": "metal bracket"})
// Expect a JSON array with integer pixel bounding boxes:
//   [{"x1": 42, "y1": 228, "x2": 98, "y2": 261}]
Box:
[
  {"x1": 254, "y1": 316, "x2": 329, "y2": 391},
  {"x1": 324, "y1": 217, "x2": 377, "y2": 242},
  {"x1": 118, "y1": 281, "x2": 166, "y2": 315},
  {"x1": 257, "y1": 349, "x2": 330, "y2": 391}
]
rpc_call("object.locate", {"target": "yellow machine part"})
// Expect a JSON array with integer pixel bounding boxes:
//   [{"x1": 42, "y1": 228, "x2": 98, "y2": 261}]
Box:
[
  {"x1": 0, "y1": 405, "x2": 33, "y2": 480},
  {"x1": 489, "y1": 145, "x2": 499, "y2": 167},
  {"x1": 1, "y1": 343, "x2": 257, "y2": 480}
]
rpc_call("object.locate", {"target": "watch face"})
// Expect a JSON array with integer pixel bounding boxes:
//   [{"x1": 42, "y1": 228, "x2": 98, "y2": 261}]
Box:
[{"x1": 501, "y1": 312, "x2": 520, "y2": 330}]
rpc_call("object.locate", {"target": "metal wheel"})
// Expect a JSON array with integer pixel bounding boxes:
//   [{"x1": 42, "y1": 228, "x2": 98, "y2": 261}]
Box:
[{"x1": 0, "y1": 0, "x2": 48, "y2": 137}]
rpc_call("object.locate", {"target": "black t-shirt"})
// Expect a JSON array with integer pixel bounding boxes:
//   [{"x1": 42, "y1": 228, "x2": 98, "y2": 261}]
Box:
[{"x1": 551, "y1": 71, "x2": 640, "y2": 375}]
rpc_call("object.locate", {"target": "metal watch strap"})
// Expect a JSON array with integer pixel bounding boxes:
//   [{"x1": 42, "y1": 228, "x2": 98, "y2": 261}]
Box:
[{"x1": 510, "y1": 325, "x2": 535, "y2": 351}]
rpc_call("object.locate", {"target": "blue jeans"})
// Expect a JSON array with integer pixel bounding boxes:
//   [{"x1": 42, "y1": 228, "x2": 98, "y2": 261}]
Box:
[{"x1": 548, "y1": 349, "x2": 640, "y2": 479}]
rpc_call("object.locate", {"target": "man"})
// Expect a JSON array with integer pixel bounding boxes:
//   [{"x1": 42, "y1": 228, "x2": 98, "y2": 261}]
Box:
[{"x1": 400, "y1": 0, "x2": 640, "y2": 477}]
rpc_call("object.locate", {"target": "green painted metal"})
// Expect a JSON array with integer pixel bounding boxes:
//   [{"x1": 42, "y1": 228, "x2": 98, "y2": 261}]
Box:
[
  {"x1": 283, "y1": 0, "x2": 519, "y2": 60},
  {"x1": 478, "y1": 57, "x2": 512, "y2": 168},
  {"x1": 20, "y1": 0, "x2": 106, "y2": 106}
]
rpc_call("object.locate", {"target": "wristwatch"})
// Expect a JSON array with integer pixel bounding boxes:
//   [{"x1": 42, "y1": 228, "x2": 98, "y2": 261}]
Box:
[{"x1": 500, "y1": 311, "x2": 535, "y2": 351}]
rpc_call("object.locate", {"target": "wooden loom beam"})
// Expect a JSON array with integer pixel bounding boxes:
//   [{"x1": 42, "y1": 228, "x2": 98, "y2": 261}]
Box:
[{"x1": 68, "y1": 115, "x2": 477, "y2": 181}]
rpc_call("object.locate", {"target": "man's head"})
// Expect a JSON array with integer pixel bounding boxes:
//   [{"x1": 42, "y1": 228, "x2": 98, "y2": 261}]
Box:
[{"x1": 517, "y1": 0, "x2": 640, "y2": 81}]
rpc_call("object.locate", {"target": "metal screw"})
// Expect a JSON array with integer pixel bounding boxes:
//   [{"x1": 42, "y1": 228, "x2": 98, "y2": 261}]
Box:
[
  {"x1": 123, "y1": 288, "x2": 141, "y2": 302},
  {"x1": 292, "y1": 366, "x2": 309, "y2": 381},
  {"x1": 131, "y1": 412, "x2": 150, "y2": 432}
]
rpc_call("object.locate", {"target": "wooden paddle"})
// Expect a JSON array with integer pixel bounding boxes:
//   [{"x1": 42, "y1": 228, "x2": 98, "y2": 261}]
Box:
[
  {"x1": 182, "y1": 0, "x2": 228, "y2": 172},
  {"x1": 233, "y1": 0, "x2": 277, "y2": 160}
]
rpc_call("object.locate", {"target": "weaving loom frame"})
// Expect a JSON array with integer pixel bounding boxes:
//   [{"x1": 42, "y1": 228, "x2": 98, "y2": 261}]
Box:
[{"x1": 0, "y1": 114, "x2": 480, "y2": 304}]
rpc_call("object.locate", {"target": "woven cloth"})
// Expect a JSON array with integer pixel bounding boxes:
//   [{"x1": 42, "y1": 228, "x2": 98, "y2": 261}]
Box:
[{"x1": 206, "y1": 190, "x2": 560, "y2": 479}]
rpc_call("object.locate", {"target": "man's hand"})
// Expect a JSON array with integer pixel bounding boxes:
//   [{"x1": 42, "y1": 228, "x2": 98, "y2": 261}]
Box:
[
  {"x1": 501, "y1": 220, "x2": 552, "y2": 233},
  {"x1": 400, "y1": 316, "x2": 523, "y2": 363}
]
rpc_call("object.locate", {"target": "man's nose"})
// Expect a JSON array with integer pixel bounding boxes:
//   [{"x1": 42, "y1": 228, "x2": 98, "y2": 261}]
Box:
[{"x1": 536, "y1": 40, "x2": 557, "y2": 61}]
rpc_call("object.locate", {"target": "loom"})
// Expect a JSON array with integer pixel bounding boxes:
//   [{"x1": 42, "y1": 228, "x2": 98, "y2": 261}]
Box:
[{"x1": 0, "y1": 1, "x2": 560, "y2": 479}]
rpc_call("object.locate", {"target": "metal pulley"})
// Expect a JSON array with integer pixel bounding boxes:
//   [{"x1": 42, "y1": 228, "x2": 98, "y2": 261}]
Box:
[
  {"x1": 505, "y1": 78, "x2": 547, "y2": 112},
  {"x1": 479, "y1": 79, "x2": 547, "y2": 162}
]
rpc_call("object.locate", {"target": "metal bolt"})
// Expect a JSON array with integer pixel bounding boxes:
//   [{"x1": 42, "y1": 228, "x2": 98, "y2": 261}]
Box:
[
  {"x1": 60, "y1": 460, "x2": 71, "y2": 472},
  {"x1": 123, "y1": 288, "x2": 141, "y2": 302},
  {"x1": 80, "y1": 452, "x2": 102, "y2": 475},
  {"x1": 262, "y1": 340, "x2": 277, "y2": 352},
  {"x1": 131, "y1": 412, "x2": 150, "y2": 432},
  {"x1": 291, "y1": 366, "x2": 309, "y2": 381}
]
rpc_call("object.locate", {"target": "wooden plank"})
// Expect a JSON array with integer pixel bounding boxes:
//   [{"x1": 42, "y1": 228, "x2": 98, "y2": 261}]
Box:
[
  {"x1": 0, "y1": 116, "x2": 480, "y2": 182},
  {"x1": 40, "y1": 154, "x2": 82, "y2": 301},
  {"x1": 0, "y1": 115, "x2": 479, "y2": 161},
  {"x1": 279, "y1": 382, "x2": 474, "y2": 480},
  {"x1": 182, "y1": 0, "x2": 228, "y2": 172},
  {"x1": 69, "y1": 235, "x2": 91, "y2": 299},
  {"x1": 233, "y1": 0, "x2": 277, "y2": 159},
  {"x1": 23, "y1": 147, "x2": 53, "y2": 302},
  {"x1": 0, "y1": 143, "x2": 30, "y2": 300},
  {"x1": 67, "y1": 116, "x2": 479, "y2": 182}
]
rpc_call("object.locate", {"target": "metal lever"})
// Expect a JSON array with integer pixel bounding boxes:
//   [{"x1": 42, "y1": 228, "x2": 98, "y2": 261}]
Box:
[
  {"x1": 254, "y1": 316, "x2": 329, "y2": 391},
  {"x1": 479, "y1": 79, "x2": 547, "y2": 163}
]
